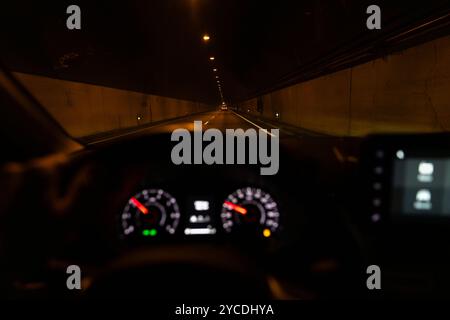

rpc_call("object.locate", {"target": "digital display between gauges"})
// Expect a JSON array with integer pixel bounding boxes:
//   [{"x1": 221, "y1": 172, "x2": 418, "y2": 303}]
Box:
[
  {"x1": 184, "y1": 199, "x2": 217, "y2": 236},
  {"x1": 221, "y1": 187, "x2": 280, "y2": 237},
  {"x1": 121, "y1": 189, "x2": 180, "y2": 239}
]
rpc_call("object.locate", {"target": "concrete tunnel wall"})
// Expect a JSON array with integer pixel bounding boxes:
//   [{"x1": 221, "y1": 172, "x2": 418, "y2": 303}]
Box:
[
  {"x1": 238, "y1": 34, "x2": 450, "y2": 136},
  {"x1": 12, "y1": 72, "x2": 213, "y2": 137}
]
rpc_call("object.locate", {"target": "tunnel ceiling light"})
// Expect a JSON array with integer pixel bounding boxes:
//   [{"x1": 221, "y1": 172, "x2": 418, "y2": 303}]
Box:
[
  {"x1": 215, "y1": 76, "x2": 219, "y2": 79},
  {"x1": 203, "y1": 34, "x2": 210, "y2": 42},
  {"x1": 209, "y1": 56, "x2": 215, "y2": 61},
  {"x1": 213, "y1": 68, "x2": 218, "y2": 72}
]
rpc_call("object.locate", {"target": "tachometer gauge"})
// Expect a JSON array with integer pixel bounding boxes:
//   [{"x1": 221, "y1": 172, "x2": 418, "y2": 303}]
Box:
[
  {"x1": 121, "y1": 189, "x2": 180, "y2": 239},
  {"x1": 221, "y1": 187, "x2": 280, "y2": 237}
]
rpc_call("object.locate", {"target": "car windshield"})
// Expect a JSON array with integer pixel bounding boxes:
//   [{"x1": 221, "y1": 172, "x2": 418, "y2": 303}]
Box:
[
  {"x1": 2, "y1": 1, "x2": 450, "y2": 139},
  {"x1": 4, "y1": 1, "x2": 450, "y2": 304}
]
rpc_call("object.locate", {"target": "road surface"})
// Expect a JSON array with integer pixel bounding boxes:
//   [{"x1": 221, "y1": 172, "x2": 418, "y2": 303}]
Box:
[{"x1": 85, "y1": 110, "x2": 361, "y2": 166}]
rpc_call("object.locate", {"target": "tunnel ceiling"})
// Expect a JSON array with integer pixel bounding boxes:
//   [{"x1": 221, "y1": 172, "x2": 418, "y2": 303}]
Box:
[{"x1": 1, "y1": 0, "x2": 449, "y2": 105}]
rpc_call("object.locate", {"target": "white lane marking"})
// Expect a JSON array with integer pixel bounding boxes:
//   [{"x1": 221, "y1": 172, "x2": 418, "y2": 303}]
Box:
[
  {"x1": 231, "y1": 111, "x2": 278, "y2": 137},
  {"x1": 203, "y1": 111, "x2": 220, "y2": 126}
]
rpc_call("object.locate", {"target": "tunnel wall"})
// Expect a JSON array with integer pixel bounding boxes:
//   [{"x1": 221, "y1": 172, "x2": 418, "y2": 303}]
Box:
[
  {"x1": 12, "y1": 72, "x2": 213, "y2": 137},
  {"x1": 238, "y1": 34, "x2": 450, "y2": 136}
]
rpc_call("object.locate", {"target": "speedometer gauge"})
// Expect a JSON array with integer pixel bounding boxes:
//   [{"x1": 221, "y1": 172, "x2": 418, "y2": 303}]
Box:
[
  {"x1": 221, "y1": 187, "x2": 280, "y2": 237},
  {"x1": 121, "y1": 189, "x2": 180, "y2": 239}
]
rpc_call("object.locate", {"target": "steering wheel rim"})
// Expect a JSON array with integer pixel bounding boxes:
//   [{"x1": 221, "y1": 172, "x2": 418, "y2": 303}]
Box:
[{"x1": 85, "y1": 244, "x2": 275, "y2": 299}]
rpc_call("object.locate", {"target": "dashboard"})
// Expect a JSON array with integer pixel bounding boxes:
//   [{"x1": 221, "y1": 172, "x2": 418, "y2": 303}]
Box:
[
  {"x1": 5, "y1": 132, "x2": 450, "y2": 299},
  {"x1": 1, "y1": 132, "x2": 363, "y2": 298},
  {"x1": 71, "y1": 134, "x2": 362, "y2": 299}
]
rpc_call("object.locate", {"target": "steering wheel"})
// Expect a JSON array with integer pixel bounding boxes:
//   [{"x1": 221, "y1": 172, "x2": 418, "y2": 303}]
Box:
[{"x1": 86, "y1": 244, "x2": 275, "y2": 299}]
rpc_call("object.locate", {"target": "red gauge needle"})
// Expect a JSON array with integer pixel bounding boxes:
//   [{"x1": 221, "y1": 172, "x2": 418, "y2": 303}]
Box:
[
  {"x1": 130, "y1": 197, "x2": 149, "y2": 215},
  {"x1": 224, "y1": 201, "x2": 247, "y2": 215}
]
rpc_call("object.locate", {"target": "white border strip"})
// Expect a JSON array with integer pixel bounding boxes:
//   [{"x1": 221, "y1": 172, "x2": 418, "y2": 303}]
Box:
[{"x1": 231, "y1": 111, "x2": 278, "y2": 137}]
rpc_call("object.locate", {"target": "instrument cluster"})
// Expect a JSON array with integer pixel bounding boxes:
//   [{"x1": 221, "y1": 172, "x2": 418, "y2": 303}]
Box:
[{"x1": 119, "y1": 187, "x2": 280, "y2": 242}]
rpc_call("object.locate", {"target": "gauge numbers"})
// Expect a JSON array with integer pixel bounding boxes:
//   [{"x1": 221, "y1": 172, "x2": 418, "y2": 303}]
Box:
[
  {"x1": 121, "y1": 189, "x2": 180, "y2": 239},
  {"x1": 221, "y1": 187, "x2": 280, "y2": 237}
]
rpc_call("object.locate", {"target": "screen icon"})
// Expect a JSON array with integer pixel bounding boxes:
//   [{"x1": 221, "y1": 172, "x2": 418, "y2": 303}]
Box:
[
  {"x1": 194, "y1": 200, "x2": 210, "y2": 211},
  {"x1": 413, "y1": 189, "x2": 432, "y2": 211},
  {"x1": 417, "y1": 162, "x2": 434, "y2": 183}
]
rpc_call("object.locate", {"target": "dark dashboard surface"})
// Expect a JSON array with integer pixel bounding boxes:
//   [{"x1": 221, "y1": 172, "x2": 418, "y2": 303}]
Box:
[
  {"x1": 4, "y1": 131, "x2": 450, "y2": 299},
  {"x1": 1, "y1": 133, "x2": 364, "y2": 299}
]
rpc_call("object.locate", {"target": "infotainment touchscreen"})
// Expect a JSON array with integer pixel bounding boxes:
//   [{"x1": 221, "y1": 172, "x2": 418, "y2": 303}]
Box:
[
  {"x1": 361, "y1": 134, "x2": 450, "y2": 224},
  {"x1": 391, "y1": 158, "x2": 450, "y2": 217}
]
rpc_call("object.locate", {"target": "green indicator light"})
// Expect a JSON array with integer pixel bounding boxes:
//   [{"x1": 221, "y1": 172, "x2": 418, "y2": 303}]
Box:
[{"x1": 142, "y1": 229, "x2": 157, "y2": 237}]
